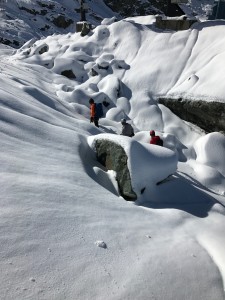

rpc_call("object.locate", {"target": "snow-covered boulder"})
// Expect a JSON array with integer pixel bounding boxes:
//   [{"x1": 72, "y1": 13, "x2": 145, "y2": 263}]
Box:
[
  {"x1": 94, "y1": 138, "x2": 137, "y2": 200},
  {"x1": 88, "y1": 133, "x2": 178, "y2": 200},
  {"x1": 187, "y1": 132, "x2": 225, "y2": 195},
  {"x1": 193, "y1": 132, "x2": 225, "y2": 177}
]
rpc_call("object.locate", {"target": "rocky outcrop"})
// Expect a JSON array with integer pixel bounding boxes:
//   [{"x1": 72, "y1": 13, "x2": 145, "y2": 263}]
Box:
[
  {"x1": 103, "y1": 0, "x2": 163, "y2": 17},
  {"x1": 37, "y1": 1, "x2": 55, "y2": 10},
  {"x1": 80, "y1": 22, "x2": 91, "y2": 37},
  {"x1": 51, "y1": 15, "x2": 73, "y2": 29},
  {"x1": 0, "y1": 37, "x2": 19, "y2": 47},
  {"x1": 19, "y1": 6, "x2": 40, "y2": 15},
  {"x1": 38, "y1": 44, "x2": 48, "y2": 55},
  {"x1": 103, "y1": 0, "x2": 186, "y2": 17},
  {"x1": 159, "y1": 98, "x2": 225, "y2": 133},
  {"x1": 61, "y1": 70, "x2": 76, "y2": 79},
  {"x1": 0, "y1": 1, "x2": 75, "y2": 48},
  {"x1": 95, "y1": 139, "x2": 137, "y2": 200},
  {"x1": 0, "y1": 0, "x2": 200, "y2": 49},
  {"x1": 155, "y1": 15, "x2": 197, "y2": 31}
]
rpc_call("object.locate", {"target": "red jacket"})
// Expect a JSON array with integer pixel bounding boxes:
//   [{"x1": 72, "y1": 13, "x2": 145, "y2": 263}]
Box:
[{"x1": 150, "y1": 136, "x2": 161, "y2": 145}]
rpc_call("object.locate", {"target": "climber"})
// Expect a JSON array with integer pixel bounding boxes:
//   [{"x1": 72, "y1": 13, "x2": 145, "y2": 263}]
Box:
[
  {"x1": 150, "y1": 130, "x2": 163, "y2": 146},
  {"x1": 89, "y1": 98, "x2": 99, "y2": 128},
  {"x1": 120, "y1": 119, "x2": 134, "y2": 137}
]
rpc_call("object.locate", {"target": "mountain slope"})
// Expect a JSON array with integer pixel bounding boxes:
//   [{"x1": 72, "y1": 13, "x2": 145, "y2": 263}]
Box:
[
  {"x1": 0, "y1": 0, "x2": 117, "y2": 48},
  {"x1": 0, "y1": 17, "x2": 225, "y2": 299},
  {"x1": 0, "y1": 0, "x2": 214, "y2": 48}
]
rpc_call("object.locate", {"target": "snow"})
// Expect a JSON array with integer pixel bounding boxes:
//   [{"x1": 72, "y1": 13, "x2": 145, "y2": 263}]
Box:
[{"x1": 0, "y1": 13, "x2": 225, "y2": 300}]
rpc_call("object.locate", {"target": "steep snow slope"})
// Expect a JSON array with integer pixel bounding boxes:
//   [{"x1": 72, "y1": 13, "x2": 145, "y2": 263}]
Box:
[
  {"x1": 0, "y1": 15, "x2": 225, "y2": 300},
  {"x1": 14, "y1": 16, "x2": 225, "y2": 135}
]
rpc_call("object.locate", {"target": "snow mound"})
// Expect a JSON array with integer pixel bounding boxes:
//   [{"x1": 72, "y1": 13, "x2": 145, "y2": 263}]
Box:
[
  {"x1": 193, "y1": 132, "x2": 225, "y2": 177},
  {"x1": 185, "y1": 132, "x2": 225, "y2": 195}
]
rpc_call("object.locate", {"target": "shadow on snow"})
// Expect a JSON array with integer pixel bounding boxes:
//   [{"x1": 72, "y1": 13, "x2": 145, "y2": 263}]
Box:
[{"x1": 138, "y1": 172, "x2": 225, "y2": 218}]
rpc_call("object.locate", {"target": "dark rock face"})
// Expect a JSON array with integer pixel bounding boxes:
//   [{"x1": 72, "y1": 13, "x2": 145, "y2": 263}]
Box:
[
  {"x1": 91, "y1": 68, "x2": 98, "y2": 76},
  {"x1": 39, "y1": 45, "x2": 48, "y2": 54},
  {"x1": 19, "y1": 6, "x2": 38, "y2": 15},
  {"x1": 159, "y1": 98, "x2": 225, "y2": 133},
  {"x1": 103, "y1": 0, "x2": 186, "y2": 17},
  {"x1": 0, "y1": 37, "x2": 19, "y2": 47},
  {"x1": 95, "y1": 139, "x2": 137, "y2": 200},
  {"x1": 103, "y1": 0, "x2": 164, "y2": 17},
  {"x1": 61, "y1": 70, "x2": 76, "y2": 79},
  {"x1": 80, "y1": 22, "x2": 91, "y2": 36},
  {"x1": 155, "y1": 15, "x2": 197, "y2": 31},
  {"x1": 51, "y1": 15, "x2": 73, "y2": 29},
  {"x1": 37, "y1": 1, "x2": 55, "y2": 10}
]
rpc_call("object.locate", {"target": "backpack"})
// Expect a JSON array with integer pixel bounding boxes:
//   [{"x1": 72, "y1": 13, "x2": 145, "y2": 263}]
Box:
[
  {"x1": 95, "y1": 103, "x2": 104, "y2": 118},
  {"x1": 156, "y1": 137, "x2": 163, "y2": 146}
]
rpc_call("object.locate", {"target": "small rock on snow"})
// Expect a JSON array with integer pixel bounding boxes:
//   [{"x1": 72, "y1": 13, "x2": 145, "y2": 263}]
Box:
[{"x1": 95, "y1": 240, "x2": 107, "y2": 249}]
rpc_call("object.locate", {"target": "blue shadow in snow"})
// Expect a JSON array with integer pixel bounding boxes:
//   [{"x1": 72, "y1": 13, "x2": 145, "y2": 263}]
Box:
[
  {"x1": 138, "y1": 172, "x2": 225, "y2": 218},
  {"x1": 78, "y1": 134, "x2": 119, "y2": 197}
]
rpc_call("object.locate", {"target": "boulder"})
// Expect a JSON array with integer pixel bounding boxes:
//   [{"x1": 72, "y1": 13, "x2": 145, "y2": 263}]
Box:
[
  {"x1": 80, "y1": 22, "x2": 91, "y2": 37},
  {"x1": 95, "y1": 139, "x2": 137, "y2": 200},
  {"x1": 38, "y1": 44, "x2": 48, "y2": 55},
  {"x1": 159, "y1": 98, "x2": 225, "y2": 134}
]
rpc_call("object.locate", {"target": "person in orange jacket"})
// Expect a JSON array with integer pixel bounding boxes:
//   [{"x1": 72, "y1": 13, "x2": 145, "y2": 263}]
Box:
[{"x1": 89, "y1": 98, "x2": 99, "y2": 128}]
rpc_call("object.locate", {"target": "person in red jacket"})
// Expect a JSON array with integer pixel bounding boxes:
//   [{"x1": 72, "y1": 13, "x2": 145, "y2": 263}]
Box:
[
  {"x1": 89, "y1": 98, "x2": 99, "y2": 128},
  {"x1": 150, "y1": 130, "x2": 163, "y2": 146}
]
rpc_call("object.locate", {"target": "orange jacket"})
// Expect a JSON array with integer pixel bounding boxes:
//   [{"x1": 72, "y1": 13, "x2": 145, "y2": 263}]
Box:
[{"x1": 90, "y1": 103, "x2": 96, "y2": 117}]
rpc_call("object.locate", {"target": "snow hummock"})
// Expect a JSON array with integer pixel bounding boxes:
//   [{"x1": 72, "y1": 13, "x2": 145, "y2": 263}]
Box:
[{"x1": 0, "y1": 15, "x2": 225, "y2": 300}]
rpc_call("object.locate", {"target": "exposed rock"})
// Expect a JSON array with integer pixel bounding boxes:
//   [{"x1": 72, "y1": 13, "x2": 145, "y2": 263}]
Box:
[
  {"x1": 39, "y1": 44, "x2": 48, "y2": 54},
  {"x1": 37, "y1": 1, "x2": 55, "y2": 10},
  {"x1": 51, "y1": 15, "x2": 73, "y2": 29},
  {"x1": 97, "y1": 64, "x2": 109, "y2": 70},
  {"x1": 103, "y1": 0, "x2": 164, "y2": 17},
  {"x1": 19, "y1": 6, "x2": 38, "y2": 15},
  {"x1": 76, "y1": 22, "x2": 84, "y2": 32},
  {"x1": 80, "y1": 22, "x2": 91, "y2": 36},
  {"x1": 19, "y1": 6, "x2": 48, "y2": 16},
  {"x1": 61, "y1": 70, "x2": 76, "y2": 79},
  {"x1": 103, "y1": 0, "x2": 186, "y2": 17},
  {"x1": 91, "y1": 68, "x2": 98, "y2": 76},
  {"x1": 0, "y1": 37, "x2": 20, "y2": 47},
  {"x1": 13, "y1": 40, "x2": 20, "y2": 47},
  {"x1": 155, "y1": 15, "x2": 197, "y2": 31},
  {"x1": 95, "y1": 240, "x2": 107, "y2": 249},
  {"x1": 40, "y1": 9, "x2": 48, "y2": 16},
  {"x1": 159, "y1": 98, "x2": 225, "y2": 134},
  {"x1": 103, "y1": 100, "x2": 110, "y2": 107},
  {"x1": 95, "y1": 139, "x2": 137, "y2": 200},
  {"x1": 40, "y1": 25, "x2": 50, "y2": 31},
  {"x1": 0, "y1": 37, "x2": 11, "y2": 46}
]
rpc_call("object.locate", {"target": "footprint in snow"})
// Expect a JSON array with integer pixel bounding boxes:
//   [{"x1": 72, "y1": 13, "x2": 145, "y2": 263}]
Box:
[{"x1": 95, "y1": 240, "x2": 107, "y2": 249}]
